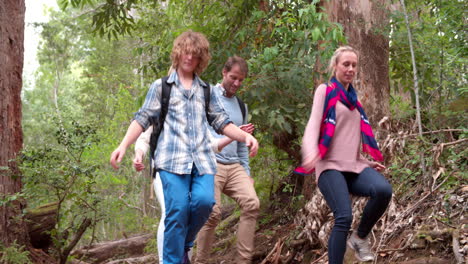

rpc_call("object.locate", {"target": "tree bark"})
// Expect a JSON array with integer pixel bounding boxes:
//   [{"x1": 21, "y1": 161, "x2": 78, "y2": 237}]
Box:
[
  {"x1": 303, "y1": 0, "x2": 392, "y2": 197},
  {"x1": 0, "y1": 0, "x2": 27, "y2": 247},
  {"x1": 321, "y1": 0, "x2": 391, "y2": 125}
]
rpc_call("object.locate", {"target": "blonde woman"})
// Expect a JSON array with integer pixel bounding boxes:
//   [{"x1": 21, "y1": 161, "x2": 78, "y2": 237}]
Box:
[{"x1": 301, "y1": 46, "x2": 392, "y2": 263}]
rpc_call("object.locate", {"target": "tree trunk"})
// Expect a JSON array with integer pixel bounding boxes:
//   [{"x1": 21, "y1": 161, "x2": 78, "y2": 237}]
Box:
[
  {"x1": 321, "y1": 0, "x2": 391, "y2": 125},
  {"x1": 0, "y1": 0, "x2": 27, "y2": 247}
]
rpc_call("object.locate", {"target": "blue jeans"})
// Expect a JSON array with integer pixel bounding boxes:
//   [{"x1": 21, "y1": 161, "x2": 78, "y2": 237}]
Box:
[
  {"x1": 318, "y1": 168, "x2": 392, "y2": 264},
  {"x1": 157, "y1": 165, "x2": 215, "y2": 264}
]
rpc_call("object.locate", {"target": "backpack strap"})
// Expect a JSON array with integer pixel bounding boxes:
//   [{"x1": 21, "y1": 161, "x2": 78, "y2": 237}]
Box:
[
  {"x1": 159, "y1": 76, "x2": 172, "y2": 132},
  {"x1": 201, "y1": 82, "x2": 212, "y2": 125},
  {"x1": 235, "y1": 96, "x2": 247, "y2": 122},
  {"x1": 149, "y1": 76, "x2": 171, "y2": 172}
]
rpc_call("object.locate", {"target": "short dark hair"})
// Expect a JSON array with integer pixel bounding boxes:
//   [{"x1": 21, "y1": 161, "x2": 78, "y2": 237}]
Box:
[{"x1": 223, "y1": 56, "x2": 248, "y2": 75}]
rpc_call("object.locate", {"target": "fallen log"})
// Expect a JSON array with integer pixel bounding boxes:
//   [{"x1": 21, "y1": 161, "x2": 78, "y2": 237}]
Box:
[
  {"x1": 71, "y1": 234, "x2": 153, "y2": 264},
  {"x1": 25, "y1": 202, "x2": 58, "y2": 250},
  {"x1": 105, "y1": 254, "x2": 157, "y2": 264}
]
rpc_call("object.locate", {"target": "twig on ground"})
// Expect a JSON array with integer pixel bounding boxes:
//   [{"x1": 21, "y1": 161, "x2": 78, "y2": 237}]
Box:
[
  {"x1": 260, "y1": 238, "x2": 284, "y2": 264},
  {"x1": 378, "y1": 243, "x2": 411, "y2": 253},
  {"x1": 310, "y1": 252, "x2": 328, "y2": 264},
  {"x1": 434, "y1": 217, "x2": 457, "y2": 229},
  {"x1": 398, "y1": 174, "x2": 447, "y2": 220}
]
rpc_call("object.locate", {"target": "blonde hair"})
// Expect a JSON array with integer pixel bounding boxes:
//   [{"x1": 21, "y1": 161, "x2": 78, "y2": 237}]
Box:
[
  {"x1": 171, "y1": 30, "x2": 211, "y2": 75},
  {"x1": 327, "y1": 46, "x2": 359, "y2": 79}
]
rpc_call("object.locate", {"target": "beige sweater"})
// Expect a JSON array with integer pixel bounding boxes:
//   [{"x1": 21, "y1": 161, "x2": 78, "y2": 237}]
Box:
[{"x1": 302, "y1": 84, "x2": 374, "y2": 182}]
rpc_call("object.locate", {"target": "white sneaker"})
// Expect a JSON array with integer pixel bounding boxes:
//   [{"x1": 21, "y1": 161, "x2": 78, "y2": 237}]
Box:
[{"x1": 347, "y1": 231, "x2": 375, "y2": 262}]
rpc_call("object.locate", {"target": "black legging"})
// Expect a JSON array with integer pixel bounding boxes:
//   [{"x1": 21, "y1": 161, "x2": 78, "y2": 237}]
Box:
[{"x1": 318, "y1": 168, "x2": 392, "y2": 263}]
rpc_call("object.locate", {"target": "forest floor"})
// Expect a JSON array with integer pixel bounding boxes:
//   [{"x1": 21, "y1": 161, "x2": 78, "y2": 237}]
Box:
[
  {"x1": 69, "y1": 175, "x2": 467, "y2": 264},
  {"x1": 201, "y1": 180, "x2": 467, "y2": 264},
  {"x1": 205, "y1": 201, "x2": 463, "y2": 264}
]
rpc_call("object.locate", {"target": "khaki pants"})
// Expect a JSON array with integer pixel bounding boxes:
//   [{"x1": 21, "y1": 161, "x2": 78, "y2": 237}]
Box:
[{"x1": 195, "y1": 163, "x2": 260, "y2": 264}]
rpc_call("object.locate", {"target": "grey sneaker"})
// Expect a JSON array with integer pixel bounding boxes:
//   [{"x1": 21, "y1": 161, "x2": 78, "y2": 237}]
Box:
[{"x1": 347, "y1": 231, "x2": 375, "y2": 262}]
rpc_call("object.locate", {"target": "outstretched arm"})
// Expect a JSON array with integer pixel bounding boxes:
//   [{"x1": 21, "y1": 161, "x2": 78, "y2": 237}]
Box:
[
  {"x1": 222, "y1": 123, "x2": 258, "y2": 157},
  {"x1": 111, "y1": 79, "x2": 163, "y2": 169},
  {"x1": 110, "y1": 120, "x2": 144, "y2": 169},
  {"x1": 215, "y1": 123, "x2": 254, "y2": 152}
]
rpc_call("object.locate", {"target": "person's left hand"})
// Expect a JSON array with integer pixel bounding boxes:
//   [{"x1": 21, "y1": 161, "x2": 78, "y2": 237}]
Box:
[
  {"x1": 110, "y1": 146, "x2": 127, "y2": 169},
  {"x1": 245, "y1": 134, "x2": 258, "y2": 157},
  {"x1": 373, "y1": 162, "x2": 386, "y2": 172},
  {"x1": 133, "y1": 149, "x2": 145, "y2": 172}
]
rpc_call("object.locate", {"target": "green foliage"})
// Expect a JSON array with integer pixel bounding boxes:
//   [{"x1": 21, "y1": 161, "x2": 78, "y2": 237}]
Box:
[
  {"x1": 143, "y1": 238, "x2": 157, "y2": 254},
  {"x1": 0, "y1": 242, "x2": 32, "y2": 264},
  {"x1": 389, "y1": 0, "x2": 467, "y2": 107},
  {"x1": 59, "y1": 0, "x2": 138, "y2": 39},
  {"x1": 234, "y1": 1, "x2": 345, "y2": 138},
  {"x1": 23, "y1": 5, "x2": 154, "y2": 244},
  {"x1": 386, "y1": 104, "x2": 467, "y2": 196},
  {"x1": 23, "y1": 1, "x2": 345, "y2": 245},
  {"x1": 249, "y1": 132, "x2": 294, "y2": 203},
  {"x1": 388, "y1": 0, "x2": 467, "y2": 191},
  {"x1": 22, "y1": 0, "x2": 467, "y2": 256},
  {"x1": 21, "y1": 116, "x2": 101, "y2": 258}
]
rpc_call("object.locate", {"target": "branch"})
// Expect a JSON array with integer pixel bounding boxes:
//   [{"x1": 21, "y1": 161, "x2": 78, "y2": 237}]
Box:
[
  {"x1": 260, "y1": 238, "x2": 284, "y2": 264},
  {"x1": 378, "y1": 233, "x2": 414, "y2": 256},
  {"x1": 73, "y1": 6, "x2": 101, "y2": 19},
  {"x1": 395, "y1": 129, "x2": 466, "y2": 139},
  {"x1": 310, "y1": 253, "x2": 328, "y2": 264},
  {"x1": 119, "y1": 192, "x2": 144, "y2": 213},
  {"x1": 60, "y1": 218, "x2": 92, "y2": 264},
  {"x1": 433, "y1": 138, "x2": 468, "y2": 167},
  {"x1": 378, "y1": 244, "x2": 410, "y2": 253},
  {"x1": 146, "y1": 202, "x2": 157, "y2": 210},
  {"x1": 441, "y1": 138, "x2": 468, "y2": 147}
]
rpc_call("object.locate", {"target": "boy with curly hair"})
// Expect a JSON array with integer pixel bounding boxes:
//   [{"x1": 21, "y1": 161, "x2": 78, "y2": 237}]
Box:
[{"x1": 110, "y1": 31, "x2": 258, "y2": 264}]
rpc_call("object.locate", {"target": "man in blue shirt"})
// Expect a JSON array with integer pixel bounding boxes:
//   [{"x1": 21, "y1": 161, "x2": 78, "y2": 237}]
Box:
[
  {"x1": 195, "y1": 56, "x2": 260, "y2": 264},
  {"x1": 110, "y1": 32, "x2": 258, "y2": 264}
]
